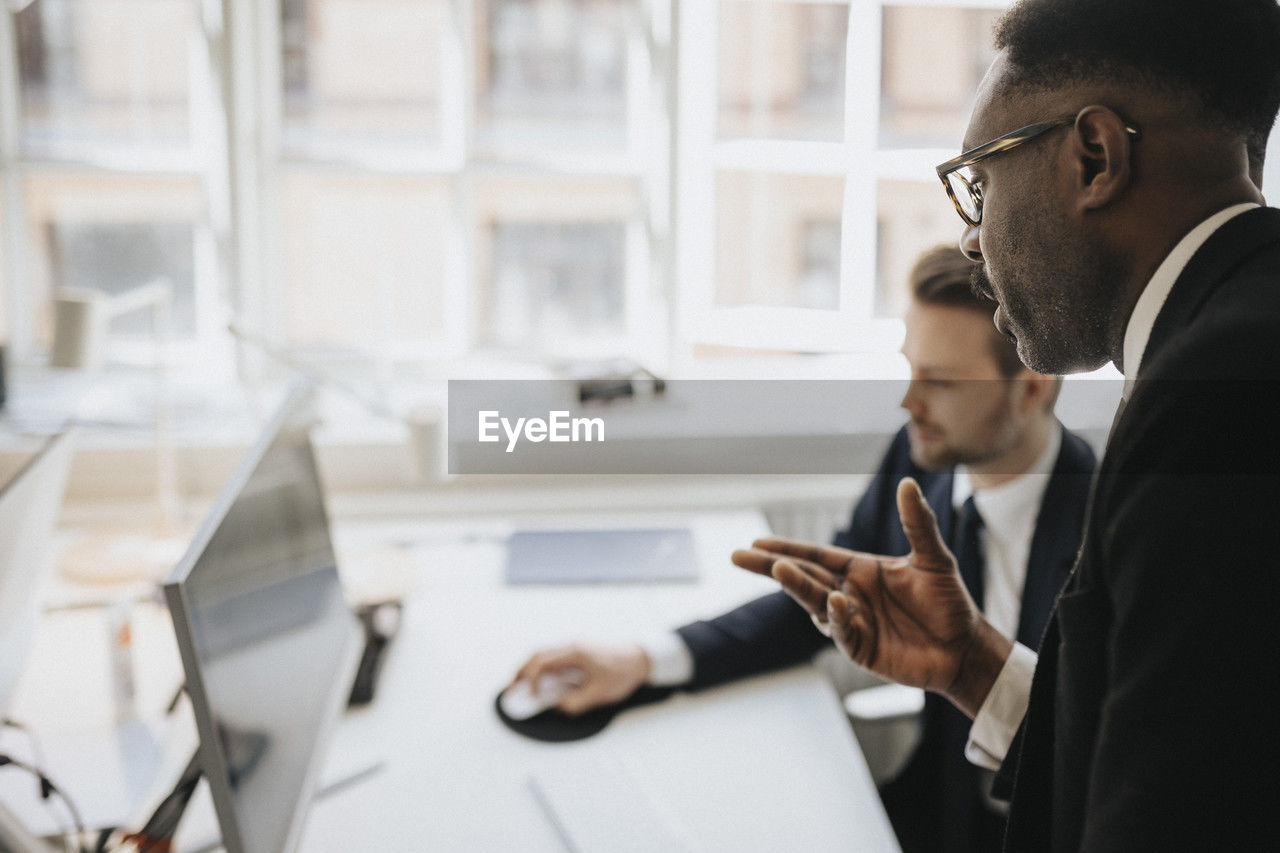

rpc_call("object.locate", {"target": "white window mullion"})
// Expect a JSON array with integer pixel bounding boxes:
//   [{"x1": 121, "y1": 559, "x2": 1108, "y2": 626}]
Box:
[
  {"x1": 673, "y1": 0, "x2": 716, "y2": 362},
  {"x1": 451, "y1": 0, "x2": 477, "y2": 359},
  {"x1": 0, "y1": 7, "x2": 31, "y2": 361},
  {"x1": 254, "y1": 0, "x2": 285, "y2": 348},
  {"x1": 841, "y1": 0, "x2": 880, "y2": 320}
]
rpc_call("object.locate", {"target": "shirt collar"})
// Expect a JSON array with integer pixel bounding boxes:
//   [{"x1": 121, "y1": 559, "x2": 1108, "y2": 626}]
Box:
[
  {"x1": 1121, "y1": 202, "x2": 1258, "y2": 392},
  {"x1": 952, "y1": 422, "x2": 1062, "y2": 522}
]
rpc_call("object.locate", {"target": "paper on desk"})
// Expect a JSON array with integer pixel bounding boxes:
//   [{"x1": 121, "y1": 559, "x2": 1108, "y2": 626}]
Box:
[{"x1": 529, "y1": 752, "x2": 700, "y2": 853}]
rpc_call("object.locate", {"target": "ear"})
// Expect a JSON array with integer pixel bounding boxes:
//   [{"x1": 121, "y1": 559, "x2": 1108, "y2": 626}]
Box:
[{"x1": 1069, "y1": 105, "x2": 1135, "y2": 211}]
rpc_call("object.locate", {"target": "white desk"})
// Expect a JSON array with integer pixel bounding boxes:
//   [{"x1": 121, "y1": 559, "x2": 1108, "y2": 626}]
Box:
[{"x1": 11, "y1": 510, "x2": 900, "y2": 852}]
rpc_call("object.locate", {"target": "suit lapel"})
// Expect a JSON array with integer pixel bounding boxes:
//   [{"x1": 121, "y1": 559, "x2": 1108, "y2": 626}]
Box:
[
  {"x1": 1017, "y1": 450, "x2": 1086, "y2": 649},
  {"x1": 1141, "y1": 207, "x2": 1280, "y2": 377},
  {"x1": 923, "y1": 471, "x2": 957, "y2": 550}
]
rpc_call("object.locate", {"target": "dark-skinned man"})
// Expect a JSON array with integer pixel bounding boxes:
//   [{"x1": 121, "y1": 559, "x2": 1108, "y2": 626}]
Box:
[{"x1": 735, "y1": 1, "x2": 1280, "y2": 849}]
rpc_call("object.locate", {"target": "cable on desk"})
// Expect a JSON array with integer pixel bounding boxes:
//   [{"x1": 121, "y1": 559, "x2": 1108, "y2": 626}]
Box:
[
  {"x1": 0, "y1": 751, "x2": 89, "y2": 853},
  {"x1": 2, "y1": 718, "x2": 49, "y2": 781}
]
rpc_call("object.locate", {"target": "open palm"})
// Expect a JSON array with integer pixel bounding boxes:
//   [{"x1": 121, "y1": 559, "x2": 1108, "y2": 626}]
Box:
[{"x1": 732, "y1": 478, "x2": 989, "y2": 697}]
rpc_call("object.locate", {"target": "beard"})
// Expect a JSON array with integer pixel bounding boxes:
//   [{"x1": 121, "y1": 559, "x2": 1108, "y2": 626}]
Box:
[
  {"x1": 907, "y1": 386, "x2": 1023, "y2": 474},
  {"x1": 970, "y1": 265, "x2": 1015, "y2": 342},
  {"x1": 980, "y1": 204, "x2": 1119, "y2": 375}
]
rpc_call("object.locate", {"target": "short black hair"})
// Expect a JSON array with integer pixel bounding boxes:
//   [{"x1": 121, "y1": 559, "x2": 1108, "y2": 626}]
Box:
[
  {"x1": 909, "y1": 245, "x2": 1025, "y2": 378},
  {"x1": 994, "y1": 0, "x2": 1280, "y2": 161}
]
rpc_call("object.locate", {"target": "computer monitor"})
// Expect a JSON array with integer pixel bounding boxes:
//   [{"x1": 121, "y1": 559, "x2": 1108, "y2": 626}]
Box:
[
  {"x1": 0, "y1": 429, "x2": 76, "y2": 716},
  {"x1": 163, "y1": 388, "x2": 360, "y2": 853}
]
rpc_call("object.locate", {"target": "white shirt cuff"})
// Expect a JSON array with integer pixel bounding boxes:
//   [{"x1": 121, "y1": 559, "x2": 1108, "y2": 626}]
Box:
[
  {"x1": 965, "y1": 641, "x2": 1037, "y2": 771},
  {"x1": 639, "y1": 632, "x2": 695, "y2": 686}
]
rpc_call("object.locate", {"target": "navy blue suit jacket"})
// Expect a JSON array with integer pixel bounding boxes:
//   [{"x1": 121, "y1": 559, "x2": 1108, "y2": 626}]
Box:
[{"x1": 677, "y1": 423, "x2": 1096, "y2": 852}]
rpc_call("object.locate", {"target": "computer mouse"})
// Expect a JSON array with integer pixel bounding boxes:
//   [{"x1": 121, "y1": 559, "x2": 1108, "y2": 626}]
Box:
[{"x1": 499, "y1": 670, "x2": 583, "y2": 721}]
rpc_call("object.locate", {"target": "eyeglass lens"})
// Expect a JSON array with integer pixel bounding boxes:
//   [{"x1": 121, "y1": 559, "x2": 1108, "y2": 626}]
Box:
[{"x1": 944, "y1": 167, "x2": 980, "y2": 223}]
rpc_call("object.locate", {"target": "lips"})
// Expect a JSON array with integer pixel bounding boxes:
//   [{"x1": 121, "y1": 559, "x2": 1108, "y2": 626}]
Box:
[
  {"x1": 993, "y1": 305, "x2": 1017, "y2": 342},
  {"x1": 909, "y1": 422, "x2": 941, "y2": 442}
]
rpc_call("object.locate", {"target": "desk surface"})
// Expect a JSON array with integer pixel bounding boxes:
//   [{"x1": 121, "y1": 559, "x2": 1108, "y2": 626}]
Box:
[{"x1": 13, "y1": 509, "x2": 899, "y2": 852}]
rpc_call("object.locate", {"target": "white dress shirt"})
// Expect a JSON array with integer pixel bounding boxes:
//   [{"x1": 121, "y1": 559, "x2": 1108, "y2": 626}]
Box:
[
  {"x1": 641, "y1": 424, "x2": 1063, "y2": 689},
  {"x1": 952, "y1": 425, "x2": 1061, "y2": 641},
  {"x1": 964, "y1": 202, "x2": 1260, "y2": 772}
]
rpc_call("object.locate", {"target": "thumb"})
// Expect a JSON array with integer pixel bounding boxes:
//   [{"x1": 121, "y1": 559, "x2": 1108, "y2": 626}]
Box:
[{"x1": 896, "y1": 477, "x2": 951, "y2": 570}]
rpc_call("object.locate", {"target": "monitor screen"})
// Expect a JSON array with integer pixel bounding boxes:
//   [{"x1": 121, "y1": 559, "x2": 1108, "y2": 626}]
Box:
[{"x1": 164, "y1": 388, "x2": 359, "y2": 853}]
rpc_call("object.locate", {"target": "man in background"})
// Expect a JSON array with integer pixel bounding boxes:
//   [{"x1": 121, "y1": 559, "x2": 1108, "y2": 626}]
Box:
[{"x1": 509, "y1": 245, "x2": 1095, "y2": 852}]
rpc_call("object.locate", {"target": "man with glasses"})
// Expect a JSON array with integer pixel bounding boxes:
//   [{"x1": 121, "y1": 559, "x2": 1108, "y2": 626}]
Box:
[{"x1": 737, "y1": 0, "x2": 1280, "y2": 849}]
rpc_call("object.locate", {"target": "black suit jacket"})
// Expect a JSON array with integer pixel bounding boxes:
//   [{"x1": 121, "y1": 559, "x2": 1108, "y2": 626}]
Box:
[
  {"x1": 677, "y1": 423, "x2": 1096, "y2": 852},
  {"x1": 999, "y1": 206, "x2": 1280, "y2": 851}
]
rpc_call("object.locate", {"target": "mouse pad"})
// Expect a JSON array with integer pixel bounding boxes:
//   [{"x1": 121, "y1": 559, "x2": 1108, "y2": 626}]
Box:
[{"x1": 494, "y1": 686, "x2": 675, "y2": 742}]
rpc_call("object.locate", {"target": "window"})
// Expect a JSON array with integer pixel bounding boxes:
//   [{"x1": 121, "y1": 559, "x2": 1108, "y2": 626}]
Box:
[
  {"x1": 717, "y1": 2, "x2": 848, "y2": 142},
  {"x1": 675, "y1": 1, "x2": 1009, "y2": 362},
  {"x1": 714, "y1": 172, "x2": 844, "y2": 310},
  {"x1": 281, "y1": 0, "x2": 448, "y2": 155},
  {"x1": 0, "y1": 0, "x2": 1014, "y2": 390},
  {"x1": 477, "y1": 0, "x2": 631, "y2": 150},
  {"x1": 1, "y1": 1, "x2": 218, "y2": 370},
  {"x1": 15, "y1": 0, "x2": 196, "y2": 154},
  {"x1": 880, "y1": 5, "x2": 1001, "y2": 149},
  {"x1": 260, "y1": 0, "x2": 654, "y2": 370}
]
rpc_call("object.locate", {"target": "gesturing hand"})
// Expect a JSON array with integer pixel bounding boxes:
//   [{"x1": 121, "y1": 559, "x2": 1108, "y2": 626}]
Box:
[{"x1": 731, "y1": 477, "x2": 1012, "y2": 717}]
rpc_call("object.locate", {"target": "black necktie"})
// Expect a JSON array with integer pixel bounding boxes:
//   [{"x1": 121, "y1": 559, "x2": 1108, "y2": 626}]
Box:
[
  {"x1": 936, "y1": 496, "x2": 995, "y2": 848},
  {"x1": 954, "y1": 495, "x2": 986, "y2": 609}
]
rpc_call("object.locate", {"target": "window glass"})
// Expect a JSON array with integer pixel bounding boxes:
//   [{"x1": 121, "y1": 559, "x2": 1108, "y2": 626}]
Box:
[
  {"x1": 22, "y1": 174, "x2": 205, "y2": 348},
  {"x1": 485, "y1": 222, "x2": 626, "y2": 348},
  {"x1": 475, "y1": 0, "x2": 632, "y2": 150},
  {"x1": 717, "y1": 1, "x2": 848, "y2": 141},
  {"x1": 715, "y1": 171, "x2": 844, "y2": 309},
  {"x1": 473, "y1": 176, "x2": 636, "y2": 351},
  {"x1": 875, "y1": 179, "x2": 965, "y2": 317},
  {"x1": 15, "y1": 0, "x2": 196, "y2": 153},
  {"x1": 278, "y1": 174, "x2": 451, "y2": 346},
  {"x1": 281, "y1": 0, "x2": 446, "y2": 154},
  {"x1": 879, "y1": 5, "x2": 1000, "y2": 148}
]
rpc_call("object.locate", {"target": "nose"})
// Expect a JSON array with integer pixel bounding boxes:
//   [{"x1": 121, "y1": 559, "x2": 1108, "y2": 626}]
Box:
[
  {"x1": 900, "y1": 379, "x2": 923, "y2": 417},
  {"x1": 959, "y1": 224, "x2": 982, "y2": 262}
]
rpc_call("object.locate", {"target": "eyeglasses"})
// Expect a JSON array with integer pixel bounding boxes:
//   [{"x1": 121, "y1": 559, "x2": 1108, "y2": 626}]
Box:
[{"x1": 935, "y1": 114, "x2": 1141, "y2": 226}]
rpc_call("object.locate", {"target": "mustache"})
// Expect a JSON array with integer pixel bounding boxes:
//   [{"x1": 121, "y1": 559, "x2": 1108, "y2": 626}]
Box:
[{"x1": 969, "y1": 264, "x2": 996, "y2": 302}]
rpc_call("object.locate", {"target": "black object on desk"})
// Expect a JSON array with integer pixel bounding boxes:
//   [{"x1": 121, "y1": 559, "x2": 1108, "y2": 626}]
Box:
[
  {"x1": 348, "y1": 601, "x2": 403, "y2": 707},
  {"x1": 493, "y1": 686, "x2": 675, "y2": 743}
]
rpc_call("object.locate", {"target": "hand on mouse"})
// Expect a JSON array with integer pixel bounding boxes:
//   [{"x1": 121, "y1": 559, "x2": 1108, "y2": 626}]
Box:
[{"x1": 510, "y1": 643, "x2": 651, "y2": 715}]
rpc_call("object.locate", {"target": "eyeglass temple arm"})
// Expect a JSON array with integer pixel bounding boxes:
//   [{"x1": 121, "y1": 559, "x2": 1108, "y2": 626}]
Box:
[{"x1": 936, "y1": 118, "x2": 1140, "y2": 177}]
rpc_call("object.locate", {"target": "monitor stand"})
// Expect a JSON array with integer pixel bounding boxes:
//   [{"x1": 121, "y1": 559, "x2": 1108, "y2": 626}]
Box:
[{"x1": 138, "y1": 748, "x2": 385, "y2": 853}]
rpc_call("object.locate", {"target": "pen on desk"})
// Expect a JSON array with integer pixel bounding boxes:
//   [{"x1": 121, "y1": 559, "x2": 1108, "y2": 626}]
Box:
[{"x1": 315, "y1": 759, "x2": 387, "y2": 801}]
